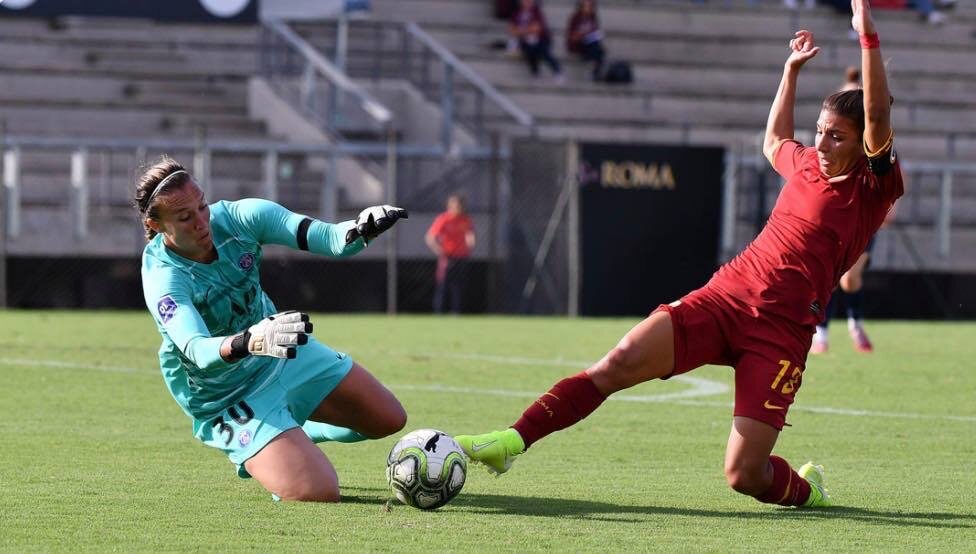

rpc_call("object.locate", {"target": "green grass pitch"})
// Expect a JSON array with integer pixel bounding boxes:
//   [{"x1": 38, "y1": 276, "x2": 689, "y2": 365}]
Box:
[{"x1": 1, "y1": 311, "x2": 974, "y2": 551}]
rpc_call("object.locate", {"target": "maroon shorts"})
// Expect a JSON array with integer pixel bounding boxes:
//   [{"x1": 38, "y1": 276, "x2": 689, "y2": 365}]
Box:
[{"x1": 653, "y1": 286, "x2": 813, "y2": 430}]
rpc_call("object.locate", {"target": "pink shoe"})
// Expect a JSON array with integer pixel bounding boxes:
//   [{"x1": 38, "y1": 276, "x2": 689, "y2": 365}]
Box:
[
  {"x1": 849, "y1": 323, "x2": 873, "y2": 353},
  {"x1": 810, "y1": 338, "x2": 829, "y2": 354}
]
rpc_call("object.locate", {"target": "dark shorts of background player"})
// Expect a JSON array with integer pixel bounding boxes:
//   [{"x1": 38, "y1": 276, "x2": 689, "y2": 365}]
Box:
[
  {"x1": 653, "y1": 286, "x2": 812, "y2": 430},
  {"x1": 863, "y1": 234, "x2": 877, "y2": 270}
]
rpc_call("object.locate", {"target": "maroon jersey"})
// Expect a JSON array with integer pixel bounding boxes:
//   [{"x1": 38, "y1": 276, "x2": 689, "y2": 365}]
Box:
[{"x1": 708, "y1": 139, "x2": 903, "y2": 327}]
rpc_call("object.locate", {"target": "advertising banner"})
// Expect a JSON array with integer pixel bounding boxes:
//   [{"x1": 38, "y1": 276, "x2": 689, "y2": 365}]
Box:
[
  {"x1": 0, "y1": 0, "x2": 258, "y2": 23},
  {"x1": 579, "y1": 142, "x2": 724, "y2": 316}
]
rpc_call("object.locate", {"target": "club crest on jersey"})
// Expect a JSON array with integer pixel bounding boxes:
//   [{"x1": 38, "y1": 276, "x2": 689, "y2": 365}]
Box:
[
  {"x1": 157, "y1": 295, "x2": 178, "y2": 324},
  {"x1": 238, "y1": 429, "x2": 252, "y2": 448},
  {"x1": 238, "y1": 252, "x2": 255, "y2": 271}
]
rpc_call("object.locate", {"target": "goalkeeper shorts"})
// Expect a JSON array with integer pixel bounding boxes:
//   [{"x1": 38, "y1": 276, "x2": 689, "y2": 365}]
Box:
[{"x1": 192, "y1": 336, "x2": 354, "y2": 478}]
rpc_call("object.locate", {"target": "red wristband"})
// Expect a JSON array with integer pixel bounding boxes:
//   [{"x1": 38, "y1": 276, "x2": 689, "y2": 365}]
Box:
[{"x1": 859, "y1": 32, "x2": 880, "y2": 49}]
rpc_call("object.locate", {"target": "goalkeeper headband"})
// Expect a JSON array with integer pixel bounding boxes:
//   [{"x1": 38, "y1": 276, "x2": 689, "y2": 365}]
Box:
[{"x1": 143, "y1": 169, "x2": 189, "y2": 212}]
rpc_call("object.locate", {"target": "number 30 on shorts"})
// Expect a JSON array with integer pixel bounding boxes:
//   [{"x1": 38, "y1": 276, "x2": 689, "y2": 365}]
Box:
[
  {"x1": 212, "y1": 401, "x2": 254, "y2": 446},
  {"x1": 771, "y1": 360, "x2": 802, "y2": 394}
]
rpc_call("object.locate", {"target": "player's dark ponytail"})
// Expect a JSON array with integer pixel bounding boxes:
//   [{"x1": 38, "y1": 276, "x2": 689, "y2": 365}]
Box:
[{"x1": 134, "y1": 156, "x2": 189, "y2": 241}]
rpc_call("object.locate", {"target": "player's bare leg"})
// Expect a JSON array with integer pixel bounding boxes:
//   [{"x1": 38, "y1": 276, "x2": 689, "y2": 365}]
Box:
[
  {"x1": 308, "y1": 362, "x2": 407, "y2": 439},
  {"x1": 457, "y1": 311, "x2": 675, "y2": 474},
  {"x1": 244, "y1": 428, "x2": 340, "y2": 502},
  {"x1": 726, "y1": 416, "x2": 830, "y2": 507},
  {"x1": 586, "y1": 310, "x2": 675, "y2": 394},
  {"x1": 725, "y1": 416, "x2": 779, "y2": 496}
]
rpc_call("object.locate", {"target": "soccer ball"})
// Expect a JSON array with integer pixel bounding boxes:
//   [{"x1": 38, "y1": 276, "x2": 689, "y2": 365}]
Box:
[{"x1": 386, "y1": 429, "x2": 467, "y2": 510}]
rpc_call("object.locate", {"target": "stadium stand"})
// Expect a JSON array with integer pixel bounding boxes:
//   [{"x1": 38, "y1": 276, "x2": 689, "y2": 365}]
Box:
[
  {"x1": 294, "y1": 0, "x2": 976, "y2": 272},
  {"x1": 0, "y1": 16, "x2": 338, "y2": 256}
]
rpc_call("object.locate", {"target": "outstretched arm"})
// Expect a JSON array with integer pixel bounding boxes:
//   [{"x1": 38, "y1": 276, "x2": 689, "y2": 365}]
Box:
[
  {"x1": 763, "y1": 30, "x2": 820, "y2": 166},
  {"x1": 852, "y1": 0, "x2": 893, "y2": 154}
]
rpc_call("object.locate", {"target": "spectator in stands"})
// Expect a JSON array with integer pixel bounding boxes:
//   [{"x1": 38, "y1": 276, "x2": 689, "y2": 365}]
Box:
[
  {"x1": 510, "y1": 0, "x2": 564, "y2": 82},
  {"x1": 910, "y1": 0, "x2": 951, "y2": 25},
  {"x1": 566, "y1": 0, "x2": 606, "y2": 81},
  {"x1": 136, "y1": 157, "x2": 408, "y2": 502},
  {"x1": 426, "y1": 194, "x2": 476, "y2": 314}
]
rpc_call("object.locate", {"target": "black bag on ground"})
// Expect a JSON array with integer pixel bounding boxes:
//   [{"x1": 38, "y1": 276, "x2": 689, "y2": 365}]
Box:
[{"x1": 603, "y1": 60, "x2": 633, "y2": 84}]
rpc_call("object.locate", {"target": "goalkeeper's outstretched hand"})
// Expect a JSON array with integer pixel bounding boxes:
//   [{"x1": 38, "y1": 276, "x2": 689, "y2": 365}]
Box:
[
  {"x1": 345, "y1": 205, "x2": 409, "y2": 245},
  {"x1": 236, "y1": 311, "x2": 312, "y2": 359}
]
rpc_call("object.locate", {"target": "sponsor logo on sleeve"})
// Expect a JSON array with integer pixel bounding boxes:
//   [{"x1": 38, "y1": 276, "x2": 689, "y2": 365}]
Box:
[{"x1": 157, "y1": 295, "x2": 179, "y2": 324}]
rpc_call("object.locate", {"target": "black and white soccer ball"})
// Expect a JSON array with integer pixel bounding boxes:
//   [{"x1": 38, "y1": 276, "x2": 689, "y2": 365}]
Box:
[{"x1": 386, "y1": 429, "x2": 467, "y2": 510}]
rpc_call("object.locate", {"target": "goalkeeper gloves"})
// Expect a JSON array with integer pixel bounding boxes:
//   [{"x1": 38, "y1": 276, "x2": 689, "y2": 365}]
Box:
[
  {"x1": 345, "y1": 205, "x2": 409, "y2": 245},
  {"x1": 230, "y1": 310, "x2": 312, "y2": 359}
]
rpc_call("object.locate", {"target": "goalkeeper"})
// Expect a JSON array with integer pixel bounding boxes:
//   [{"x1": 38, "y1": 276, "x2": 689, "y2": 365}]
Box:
[{"x1": 136, "y1": 156, "x2": 408, "y2": 502}]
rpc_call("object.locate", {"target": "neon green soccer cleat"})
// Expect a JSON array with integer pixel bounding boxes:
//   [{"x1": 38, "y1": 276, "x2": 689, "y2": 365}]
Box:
[
  {"x1": 454, "y1": 429, "x2": 525, "y2": 475},
  {"x1": 798, "y1": 462, "x2": 833, "y2": 508}
]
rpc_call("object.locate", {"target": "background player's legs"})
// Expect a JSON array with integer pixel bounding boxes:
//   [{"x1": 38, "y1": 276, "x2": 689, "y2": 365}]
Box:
[
  {"x1": 811, "y1": 292, "x2": 839, "y2": 354},
  {"x1": 243, "y1": 428, "x2": 340, "y2": 502},
  {"x1": 725, "y1": 416, "x2": 812, "y2": 506},
  {"x1": 308, "y1": 362, "x2": 407, "y2": 439},
  {"x1": 839, "y1": 252, "x2": 868, "y2": 294},
  {"x1": 840, "y1": 252, "x2": 873, "y2": 352}
]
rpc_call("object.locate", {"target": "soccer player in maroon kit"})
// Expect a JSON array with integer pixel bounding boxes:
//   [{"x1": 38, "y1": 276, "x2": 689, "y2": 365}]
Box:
[{"x1": 456, "y1": 0, "x2": 903, "y2": 508}]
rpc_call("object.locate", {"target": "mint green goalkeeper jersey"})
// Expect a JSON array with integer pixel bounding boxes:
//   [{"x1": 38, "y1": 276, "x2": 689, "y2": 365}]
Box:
[{"x1": 141, "y1": 199, "x2": 364, "y2": 421}]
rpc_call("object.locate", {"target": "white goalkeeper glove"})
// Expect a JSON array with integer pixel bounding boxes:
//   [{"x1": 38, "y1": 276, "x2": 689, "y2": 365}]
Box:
[
  {"x1": 230, "y1": 310, "x2": 312, "y2": 359},
  {"x1": 345, "y1": 205, "x2": 409, "y2": 245}
]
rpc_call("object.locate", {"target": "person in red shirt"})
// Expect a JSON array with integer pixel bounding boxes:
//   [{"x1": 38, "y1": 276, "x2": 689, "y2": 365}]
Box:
[
  {"x1": 425, "y1": 194, "x2": 476, "y2": 314},
  {"x1": 457, "y1": 0, "x2": 902, "y2": 508}
]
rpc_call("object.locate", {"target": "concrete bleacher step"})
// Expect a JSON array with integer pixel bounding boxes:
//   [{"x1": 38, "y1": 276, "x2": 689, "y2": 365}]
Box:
[
  {"x1": 485, "y1": 87, "x2": 975, "y2": 134},
  {"x1": 0, "y1": 104, "x2": 266, "y2": 138},
  {"x1": 0, "y1": 72, "x2": 247, "y2": 111},
  {"x1": 0, "y1": 38, "x2": 257, "y2": 79},
  {"x1": 0, "y1": 16, "x2": 260, "y2": 47}
]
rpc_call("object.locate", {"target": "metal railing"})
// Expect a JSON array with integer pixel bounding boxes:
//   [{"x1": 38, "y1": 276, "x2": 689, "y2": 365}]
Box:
[
  {"x1": 261, "y1": 18, "x2": 393, "y2": 139},
  {"x1": 0, "y1": 134, "x2": 505, "y2": 312},
  {"x1": 299, "y1": 18, "x2": 534, "y2": 149}
]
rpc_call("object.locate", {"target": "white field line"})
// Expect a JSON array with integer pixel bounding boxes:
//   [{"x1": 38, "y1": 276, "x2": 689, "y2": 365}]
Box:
[
  {"x1": 4, "y1": 354, "x2": 975, "y2": 423},
  {"x1": 387, "y1": 351, "x2": 976, "y2": 423}
]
